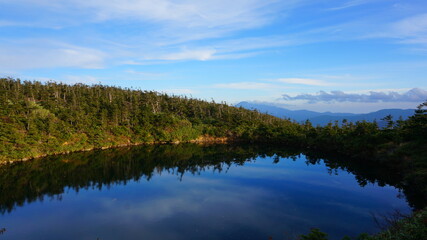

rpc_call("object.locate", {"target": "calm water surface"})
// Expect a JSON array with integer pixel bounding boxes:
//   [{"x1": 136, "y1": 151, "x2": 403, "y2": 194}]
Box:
[{"x1": 0, "y1": 144, "x2": 411, "y2": 240}]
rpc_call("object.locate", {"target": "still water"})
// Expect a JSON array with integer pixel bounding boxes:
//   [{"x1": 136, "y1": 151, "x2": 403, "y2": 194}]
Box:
[{"x1": 0, "y1": 144, "x2": 411, "y2": 240}]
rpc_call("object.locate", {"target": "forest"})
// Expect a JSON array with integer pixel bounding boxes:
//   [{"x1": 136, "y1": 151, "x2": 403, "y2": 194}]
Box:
[{"x1": 0, "y1": 77, "x2": 303, "y2": 161}]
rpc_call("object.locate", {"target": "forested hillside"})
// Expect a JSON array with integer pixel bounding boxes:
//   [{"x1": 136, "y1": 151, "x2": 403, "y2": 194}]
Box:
[{"x1": 0, "y1": 78, "x2": 303, "y2": 161}]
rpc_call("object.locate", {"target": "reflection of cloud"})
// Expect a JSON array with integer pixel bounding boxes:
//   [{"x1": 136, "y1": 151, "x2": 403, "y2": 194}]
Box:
[
  {"x1": 97, "y1": 179, "x2": 265, "y2": 222},
  {"x1": 2, "y1": 154, "x2": 410, "y2": 240},
  {"x1": 88, "y1": 177, "x2": 311, "y2": 239},
  {"x1": 84, "y1": 161, "x2": 397, "y2": 239},
  {"x1": 325, "y1": 201, "x2": 372, "y2": 217},
  {"x1": 282, "y1": 88, "x2": 427, "y2": 103}
]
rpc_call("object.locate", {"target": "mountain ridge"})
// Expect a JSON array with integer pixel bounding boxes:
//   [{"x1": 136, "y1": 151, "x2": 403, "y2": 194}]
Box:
[{"x1": 236, "y1": 101, "x2": 415, "y2": 126}]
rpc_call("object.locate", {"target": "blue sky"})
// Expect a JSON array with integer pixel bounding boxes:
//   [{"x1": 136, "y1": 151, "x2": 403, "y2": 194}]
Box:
[{"x1": 1, "y1": 0, "x2": 427, "y2": 113}]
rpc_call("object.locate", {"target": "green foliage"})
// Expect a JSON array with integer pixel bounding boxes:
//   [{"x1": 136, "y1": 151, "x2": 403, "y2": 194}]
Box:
[
  {"x1": 296, "y1": 208, "x2": 427, "y2": 240},
  {"x1": 298, "y1": 228, "x2": 328, "y2": 240},
  {"x1": 0, "y1": 78, "x2": 297, "y2": 161},
  {"x1": 366, "y1": 208, "x2": 427, "y2": 240}
]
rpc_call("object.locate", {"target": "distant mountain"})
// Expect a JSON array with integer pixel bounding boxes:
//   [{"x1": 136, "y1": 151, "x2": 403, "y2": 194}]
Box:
[
  {"x1": 235, "y1": 102, "x2": 415, "y2": 127},
  {"x1": 235, "y1": 102, "x2": 356, "y2": 121}
]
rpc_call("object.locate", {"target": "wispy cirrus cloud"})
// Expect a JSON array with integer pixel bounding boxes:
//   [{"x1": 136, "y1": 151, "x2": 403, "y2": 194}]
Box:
[
  {"x1": 327, "y1": 0, "x2": 372, "y2": 11},
  {"x1": 160, "y1": 88, "x2": 195, "y2": 95},
  {"x1": 84, "y1": 0, "x2": 281, "y2": 30},
  {"x1": 1, "y1": 0, "x2": 426, "y2": 108},
  {"x1": 0, "y1": 0, "x2": 289, "y2": 37},
  {"x1": 362, "y1": 12, "x2": 427, "y2": 50},
  {"x1": 0, "y1": 20, "x2": 28, "y2": 27},
  {"x1": 126, "y1": 35, "x2": 296, "y2": 63},
  {"x1": 124, "y1": 70, "x2": 166, "y2": 77},
  {"x1": 392, "y1": 13, "x2": 427, "y2": 49},
  {"x1": 393, "y1": 13, "x2": 427, "y2": 37},
  {"x1": 3, "y1": 0, "x2": 425, "y2": 69},
  {"x1": 60, "y1": 75, "x2": 100, "y2": 84},
  {"x1": 214, "y1": 82, "x2": 279, "y2": 90},
  {"x1": 282, "y1": 88, "x2": 427, "y2": 103},
  {"x1": 0, "y1": 41, "x2": 106, "y2": 70},
  {"x1": 152, "y1": 49, "x2": 217, "y2": 61},
  {"x1": 275, "y1": 78, "x2": 331, "y2": 86},
  {"x1": 0, "y1": 0, "x2": 305, "y2": 67}
]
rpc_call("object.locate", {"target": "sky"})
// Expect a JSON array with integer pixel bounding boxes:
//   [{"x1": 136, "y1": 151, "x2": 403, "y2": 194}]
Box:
[{"x1": 1, "y1": 0, "x2": 427, "y2": 113}]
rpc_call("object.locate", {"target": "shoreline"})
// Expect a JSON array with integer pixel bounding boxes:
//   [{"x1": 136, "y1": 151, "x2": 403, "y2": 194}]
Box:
[{"x1": 0, "y1": 136, "x2": 230, "y2": 166}]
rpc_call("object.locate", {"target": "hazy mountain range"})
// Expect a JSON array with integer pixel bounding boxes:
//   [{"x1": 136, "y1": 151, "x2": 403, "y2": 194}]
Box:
[{"x1": 236, "y1": 102, "x2": 415, "y2": 127}]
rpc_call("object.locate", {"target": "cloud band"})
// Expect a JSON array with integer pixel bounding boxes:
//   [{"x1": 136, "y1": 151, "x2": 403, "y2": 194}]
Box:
[{"x1": 282, "y1": 88, "x2": 427, "y2": 103}]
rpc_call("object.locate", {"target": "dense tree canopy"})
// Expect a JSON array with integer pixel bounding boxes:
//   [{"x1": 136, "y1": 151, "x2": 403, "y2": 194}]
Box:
[{"x1": 0, "y1": 78, "x2": 303, "y2": 161}]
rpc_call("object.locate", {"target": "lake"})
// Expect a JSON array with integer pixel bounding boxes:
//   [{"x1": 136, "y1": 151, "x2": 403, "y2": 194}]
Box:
[{"x1": 0, "y1": 143, "x2": 412, "y2": 240}]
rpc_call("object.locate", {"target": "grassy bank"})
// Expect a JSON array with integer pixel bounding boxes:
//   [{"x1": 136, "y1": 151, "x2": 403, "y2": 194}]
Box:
[{"x1": 298, "y1": 207, "x2": 427, "y2": 240}]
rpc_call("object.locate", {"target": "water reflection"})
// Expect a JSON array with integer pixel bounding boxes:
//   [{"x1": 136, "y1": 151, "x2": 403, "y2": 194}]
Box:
[{"x1": 0, "y1": 143, "x2": 418, "y2": 240}]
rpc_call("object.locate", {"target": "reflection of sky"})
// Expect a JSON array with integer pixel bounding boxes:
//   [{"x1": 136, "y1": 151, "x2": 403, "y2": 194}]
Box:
[{"x1": 1, "y1": 155, "x2": 410, "y2": 240}]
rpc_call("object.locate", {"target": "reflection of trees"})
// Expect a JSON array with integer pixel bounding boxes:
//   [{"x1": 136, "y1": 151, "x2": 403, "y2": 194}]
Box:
[
  {"x1": 0, "y1": 143, "x2": 423, "y2": 214},
  {"x1": 302, "y1": 151, "x2": 425, "y2": 210}
]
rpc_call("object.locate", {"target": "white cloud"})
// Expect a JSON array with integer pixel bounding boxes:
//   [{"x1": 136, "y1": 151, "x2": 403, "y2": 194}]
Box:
[
  {"x1": 214, "y1": 82, "x2": 279, "y2": 90},
  {"x1": 209, "y1": 36, "x2": 295, "y2": 53},
  {"x1": 391, "y1": 13, "x2": 427, "y2": 51},
  {"x1": 363, "y1": 13, "x2": 427, "y2": 49},
  {"x1": 1, "y1": 0, "x2": 288, "y2": 37},
  {"x1": 123, "y1": 35, "x2": 296, "y2": 63},
  {"x1": 0, "y1": 0, "x2": 300, "y2": 67},
  {"x1": 82, "y1": 0, "x2": 279, "y2": 29},
  {"x1": 160, "y1": 88, "x2": 195, "y2": 95},
  {"x1": 282, "y1": 88, "x2": 427, "y2": 103},
  {"x1": 7, "y1": 1, "x2": 299, "y2": 66},
  {"x1": 275, "y1": 78, "x2": 331, "y2": 86},
  {"x1": 1, "y1": 0, "x2": 426, "y2": 70},
  {"x1": 277, "y1": 101, "x2": 419, "y2": 114},
  {"x1": 0, "y1": 20, "x2": 24, "y2": 27},
  {"x1": 0, "y1": 40, "x2": 106, "y2": 70},
  {"x1": 124, "y1": 70, "x2": 166, "y2": 77},
  {"x1": 126, "y1": 49, "x2": 268, "y2": 63},
  {"x1": 327, "y1": 0, "x2": 372, "y2": 11},
  {"x1": 393, "y1": 13, "x2": 427, "y2": 37},
  {"x1": 156, "y1": 49, "x2": 216, "y2": 61},
  {"x1": 60, "y1": 75, "x2": 99, "y2": 84}
]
